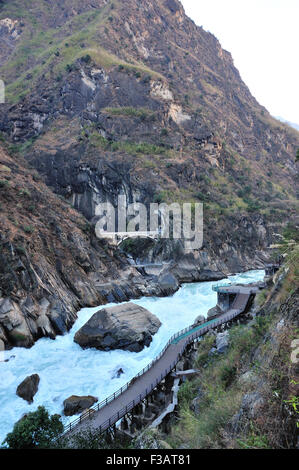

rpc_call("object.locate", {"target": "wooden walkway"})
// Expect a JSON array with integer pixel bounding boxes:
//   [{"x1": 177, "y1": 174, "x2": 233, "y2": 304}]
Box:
[{"x1": 64, "y1": 286, "x2": 257, "y2": 437}]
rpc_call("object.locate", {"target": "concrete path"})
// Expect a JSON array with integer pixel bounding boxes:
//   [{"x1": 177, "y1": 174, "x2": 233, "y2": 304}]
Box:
[{"x1": 64, "y1": 286, "x2": 256, "y2": 437}]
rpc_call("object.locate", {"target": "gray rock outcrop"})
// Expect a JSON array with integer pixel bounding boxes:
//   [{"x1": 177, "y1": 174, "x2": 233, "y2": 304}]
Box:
[
  {"x1": 216, "y1": 331, "x2": 229, "y2": 354},
  {"x1": 16, "y1": 374, "x2": 40, "y2": 403},
  {"x1": 194, "y1": 314, "x2": 205, "y2": 325},
  {"x1": 74, "y1": 302, "x2": 161, "y2": 352},
  {"x1": 207, "y1": 305, "x2": 223, "y2": 319},
  {"x1": 230, "y1": 392, "x2": 265, "y2": 435},
  {"x1": 157, "y1": 272, "x2": 179, "y2": 296},
  {"x1": 238, "y1": 371, "x2": 259, "y2": 388},
  {"x1": 63, "y1": 395, "x2": 98, "y2": 416}
]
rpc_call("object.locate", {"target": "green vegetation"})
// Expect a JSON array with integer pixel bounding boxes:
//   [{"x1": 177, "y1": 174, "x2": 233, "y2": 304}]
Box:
[
  {"x1": 237, "y1": 424, "x2": 269, "y2": 449},
  {"x1": 2, "y1": 406, "x2": 63, "y2": 449},
  {"x1": 89, "y1": 132, "x2": 166, "y2": 155},
  {"x1": 56, "y1": 428, "x2": 132, "y2": 450},
  {"x1": 282, "y1": 223, "x2": 299, "y2": 243},
  {"x1": 27, "y1": 204, "x2": 36, "y2": 213},
  {"x1": 16, "y1": 245, "x2": 26, "y2": 255},
  {"x1": 167, "y1": 314, "x2": 275, "y2": 449},
  {"x1": 276, "y1": 245, "x2": 299, "y2": 301},
  {"x1": 19, "y1": 188, "x2": 31, "y2": 198},
  {"x1": 256, "y1": 289, "x2": 268, "y2": 306},
  {"x1": 23, "y1": 225, "x2": 34, "y2": 234},
  {"x1": 0, "y1": 180, "x2": 10, "y2": 188},
  {"x1": 102, "y1": 106, "x2": 156, "y2": 120},
  {"x1": 0, "y1": 165, "x2": 11, "y2": 173},
  {"x1": 194, "y1": 191, "x2": 210, "y2": 202},
  {"x1": 152, "y1": 190, "x2": 177, "y2": 203},
  {"x1": 7, "y1": 138, "x2": 36, "y2": 155}
]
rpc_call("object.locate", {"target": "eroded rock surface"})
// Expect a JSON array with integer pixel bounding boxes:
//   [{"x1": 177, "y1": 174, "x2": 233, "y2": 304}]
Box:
[
  {"x1": 16, "y1": 374, "x2": 40, "y2": 403},
  {"x1": 63, "y1": 395, "x2": 98, "y2": 416},
  {"x1": 74, "y1": 302, "x2": 161, "y2": 352},
  {"x1": 207, "y1": 305, "x2": 223, "y2": 319},
  {"x1": 0, "y1": 0, "x2": 298, "y2": 352},
  {"x1": 216, "y1": 331, "x2": 229, "y2": 354}
]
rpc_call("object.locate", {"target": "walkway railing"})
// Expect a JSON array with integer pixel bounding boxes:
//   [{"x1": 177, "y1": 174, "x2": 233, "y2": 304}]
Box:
[
  {"x1": 62, "y1": 294, "x2": 250, "y2": 435},
  {"x1": 63, "y1": 323, "x2": 198, "y2": 434}
]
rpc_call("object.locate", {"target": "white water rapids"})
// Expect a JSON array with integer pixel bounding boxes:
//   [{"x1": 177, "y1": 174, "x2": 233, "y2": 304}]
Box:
[{"x1": 0, "y1": 269, "x2": 264, "y2": 442}]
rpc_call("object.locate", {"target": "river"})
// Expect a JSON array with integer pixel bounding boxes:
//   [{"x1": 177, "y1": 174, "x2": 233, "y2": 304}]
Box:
[{"x1": 0, "y1": 269, "x2": 265, "y2": 443}]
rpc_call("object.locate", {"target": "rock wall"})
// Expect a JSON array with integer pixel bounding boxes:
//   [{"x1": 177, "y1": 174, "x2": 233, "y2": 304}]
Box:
[{"x1": 0, "y1": 0, "x2": 298, "y2": 350}]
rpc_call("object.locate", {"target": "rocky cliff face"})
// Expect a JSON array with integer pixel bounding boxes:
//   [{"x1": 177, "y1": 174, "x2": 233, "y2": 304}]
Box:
[
  {"x1": 0, "y1": 1, "x2": 298, "y2": 347},
  {"x1": 0, "y1": 145, "x2": 189, "y2": 350},
  {"x1": 0, "y1": 2, "x2": 297, "y2": 255},
  {"x1": 74, "y1": 302, "x2": 162, "y2": 352},
  {"x1": 0, "y1": 144, "x2": 163, "y2": 349}
]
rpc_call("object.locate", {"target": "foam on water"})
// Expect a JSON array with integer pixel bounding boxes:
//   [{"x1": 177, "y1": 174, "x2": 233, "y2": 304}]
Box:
[{"x1": 0, "y1": 269, "x2": 264, "y2": 442}]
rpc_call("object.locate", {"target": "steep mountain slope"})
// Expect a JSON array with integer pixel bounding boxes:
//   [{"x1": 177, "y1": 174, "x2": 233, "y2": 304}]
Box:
[
  {"x1": 0, "y1": 144, "x2": 159, "y2": 349},
  {"x1": 0, "y1": 1, "x2": 298, "y2": 274}
]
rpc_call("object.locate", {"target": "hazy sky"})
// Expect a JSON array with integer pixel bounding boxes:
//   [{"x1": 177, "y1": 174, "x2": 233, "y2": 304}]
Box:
[{"x1": 181, "y1": 0, "x2": 299, "y2": 124}]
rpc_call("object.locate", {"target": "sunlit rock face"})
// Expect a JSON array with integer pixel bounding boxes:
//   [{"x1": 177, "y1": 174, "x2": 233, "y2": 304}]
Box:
[{"x1": 0, "y1": 0, "x2": 297, "y2": 347}]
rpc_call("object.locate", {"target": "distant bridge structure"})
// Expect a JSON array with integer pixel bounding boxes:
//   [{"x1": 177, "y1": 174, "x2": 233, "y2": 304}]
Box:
[{"x1": 98, "y1": 230, "x2": 161, "y2": 246}]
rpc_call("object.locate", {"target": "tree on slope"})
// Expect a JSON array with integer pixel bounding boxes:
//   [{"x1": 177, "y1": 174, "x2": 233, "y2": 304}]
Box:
[{"x1": 2, "y1": 406, "x2": 63, "y2": 449}]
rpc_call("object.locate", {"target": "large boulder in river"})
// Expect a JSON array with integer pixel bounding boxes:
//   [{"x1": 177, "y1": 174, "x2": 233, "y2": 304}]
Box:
[
  {"x1": 216, "y1": 331, "x2": 229, "y2": 354},
  {"x1": 16, "y1": 374, "x2": 40, "y2": 403},
  {"x1": 63, "y1": 395, "x2": 98, "y2": 416},
  {"x1": 157, "y1": 272, "x2": 179, "y2": 296},
  {"x1": 74, "y1": 302, "x2": 161, "y2": 352}
]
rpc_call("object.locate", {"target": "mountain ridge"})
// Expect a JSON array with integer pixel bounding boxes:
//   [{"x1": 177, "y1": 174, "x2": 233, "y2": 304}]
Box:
[
  {"x1": 0, "y1": 0, "x2": 298, "y2": 348},
  {"x1": 276, "y1": 116, "x2": 299, "y2": 132}
]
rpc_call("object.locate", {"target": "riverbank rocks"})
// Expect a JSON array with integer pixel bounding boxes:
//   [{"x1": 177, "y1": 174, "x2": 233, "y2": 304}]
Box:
[
  {"x1": 16, "y1": 374, "x2": 40, "y2": 403},
  {"x1": 157, "y1": 272, "x2": 179, "y2": 296},
  {"x1": 207, "y1": 305, "x2": 223, "y2": 319},
  {"x1": 63, "y1": 395, "x2": 98, "y2": 416},
  {"x1": 208, "y1": 331, "x2": 229, "y2": 356},
  {"x1": 112, "y1": 367, "x2": 125, "y2": 379},
  {"x1": 74, "y1": 302, "x2": 161, "y2": 352},
  {"x1": 194, "y1": 314, "x2": 205, "y2": 325},
  {"x1": 0, "y1": 298, "x2": 34, "y2": 348}
]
